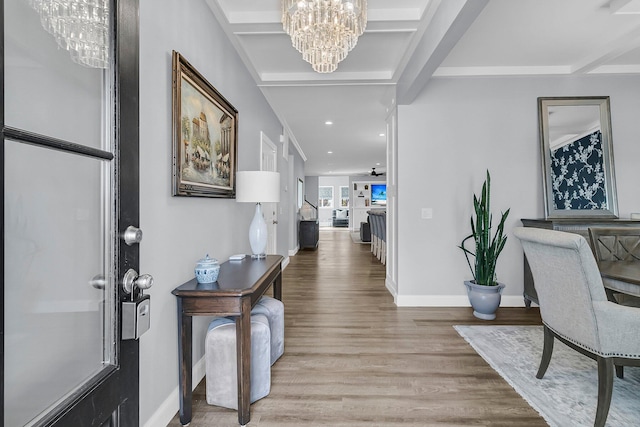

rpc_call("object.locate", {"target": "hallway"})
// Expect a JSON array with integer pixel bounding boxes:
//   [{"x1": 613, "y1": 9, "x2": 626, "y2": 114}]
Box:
[{"x1": 169, "y1": 229, "x2": 544, "y2": 426}]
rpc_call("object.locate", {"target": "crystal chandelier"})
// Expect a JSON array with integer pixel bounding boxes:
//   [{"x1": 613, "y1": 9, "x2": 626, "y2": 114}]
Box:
[
  {"x1": 282, "y1": 0, "x2": 367, "y2": 73},
  {"x1": 29, "y1": 0, "x2": 110, "y2": 69}
]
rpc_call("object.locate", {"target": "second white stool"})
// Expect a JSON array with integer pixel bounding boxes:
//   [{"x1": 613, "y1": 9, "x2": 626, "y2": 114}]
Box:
[{"x1": 252, "y1": 296, "x2": 284, "y2": 365}]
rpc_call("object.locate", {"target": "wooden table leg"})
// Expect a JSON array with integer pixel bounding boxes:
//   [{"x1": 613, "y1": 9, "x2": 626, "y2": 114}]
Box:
[
  {"x1": 236, "y1": 297, "x2": 252, "y2": 425},
  {"x1": 177, "y1": 299, "x2": 193, "y2": 426},
  {"x1": 273, "y1": 270, "x2": 282, "y2": 301}
]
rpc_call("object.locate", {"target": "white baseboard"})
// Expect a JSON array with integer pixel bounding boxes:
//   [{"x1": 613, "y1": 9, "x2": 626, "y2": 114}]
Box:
[
  {"x1": 385, "y1": 276, "x2": 398, "y2": 300},
  {"x1": 395, "y1": 294, "x2": 530, "y2": 307},
  {"x1": 288, "y1": 246, "x2": 299, "y2": 257},
  {"x1": 381, "y1": 278, "x2": 531, "y2": 308},
  {"x1": 282, "y1": 255, "x2": 290, "y2": 270},
  {"x1": 143, "y1": 356, "x2": 206, "y2": 427}
]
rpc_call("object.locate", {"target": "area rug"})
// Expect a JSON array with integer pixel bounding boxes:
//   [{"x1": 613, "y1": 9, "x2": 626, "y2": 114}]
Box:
[{"x1": 454, "y1": 325, "x2": 640, "y2": 427}]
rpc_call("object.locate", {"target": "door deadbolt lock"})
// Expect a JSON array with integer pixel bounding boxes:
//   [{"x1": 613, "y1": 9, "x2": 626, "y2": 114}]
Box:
[{"x1": 123, "y1": 225, "x2": 143, "y2": 246}]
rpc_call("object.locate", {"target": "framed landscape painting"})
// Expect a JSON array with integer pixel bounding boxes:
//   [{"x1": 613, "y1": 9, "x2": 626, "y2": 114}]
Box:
[{"x1": 172, "y1": 51, "x2": 238, "y2": 198}]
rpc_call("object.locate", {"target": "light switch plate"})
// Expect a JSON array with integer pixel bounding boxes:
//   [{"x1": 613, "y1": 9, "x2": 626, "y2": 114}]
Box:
[{"x1": 421, "y1": 208, "x2": 433, "y2": 219}]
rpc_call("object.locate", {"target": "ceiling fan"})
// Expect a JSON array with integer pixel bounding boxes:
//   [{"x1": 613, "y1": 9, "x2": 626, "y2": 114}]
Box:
[{"x1": 370, "y1": 168, "x2": 385, "y2": 176}]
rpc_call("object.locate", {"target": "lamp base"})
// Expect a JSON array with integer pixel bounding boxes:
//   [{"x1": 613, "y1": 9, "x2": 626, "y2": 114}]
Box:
[
  {"x1": 248, "y1": 203, "x2": 268, "y2": 258},
  {"x1": 251, "y1": 253, "x2": 266, "y2": 260}
]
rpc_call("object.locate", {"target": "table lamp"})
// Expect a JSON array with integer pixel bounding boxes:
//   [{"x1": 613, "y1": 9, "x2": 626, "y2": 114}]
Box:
[{"x1": 236, "y1": 171, "x2": 280, "y2": 258}]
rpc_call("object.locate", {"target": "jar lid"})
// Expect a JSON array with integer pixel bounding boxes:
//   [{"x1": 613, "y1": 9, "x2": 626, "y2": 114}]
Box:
[{"x1": 196, "y1": 254, "x2": 218, "y2": 268}]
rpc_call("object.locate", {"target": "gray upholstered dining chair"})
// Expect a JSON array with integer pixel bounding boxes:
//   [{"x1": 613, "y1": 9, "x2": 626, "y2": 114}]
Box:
[
  {"x1": 369, "y1": 211, "x2": 381, "y2": 259},
  {"x1": 513, "y1": 227, "x2": 640, "y2": 427}
]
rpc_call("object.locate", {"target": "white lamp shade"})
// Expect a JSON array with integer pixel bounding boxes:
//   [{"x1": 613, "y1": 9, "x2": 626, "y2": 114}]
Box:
[{"x1": 236, "y1": 171, "x2": 280, "y2": 203}]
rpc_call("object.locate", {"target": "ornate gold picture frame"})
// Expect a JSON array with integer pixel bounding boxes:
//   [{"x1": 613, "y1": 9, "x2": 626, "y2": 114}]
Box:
[{"x1": 172, "y1": 51, "x2": 238, "y2": 198}]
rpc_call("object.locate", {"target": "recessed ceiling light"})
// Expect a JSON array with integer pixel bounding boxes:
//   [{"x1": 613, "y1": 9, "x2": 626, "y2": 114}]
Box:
[
  {"x1": 379, "y1": 133, "x2": 385, "y2": 137},
  {"x1": 376, "y1": 163, "x2": 381, "y2": 166},
  {"x1": 325, "y1": 121, "x2": 333, "y2": 125},
  {"x1": 327, "y1": 151, "x2": 333, "y2": 154}
]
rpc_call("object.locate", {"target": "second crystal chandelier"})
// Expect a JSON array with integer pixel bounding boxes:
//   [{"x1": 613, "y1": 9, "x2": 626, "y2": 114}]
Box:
[
  {"x1": 29, "y1": 0, "x2": 110, "y2": 69},
  {"x1": 282, "y1": 0, "x2": 367, "y2": 73}
]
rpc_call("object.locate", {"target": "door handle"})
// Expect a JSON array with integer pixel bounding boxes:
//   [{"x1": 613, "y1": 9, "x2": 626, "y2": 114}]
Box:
[
  {"x1": 122, "y1": 268, "x2": 154, "y2": 294},
  {"x1": 89, "y1": 274, "x2": 106, "y2": 289},
  {"x1": 273, "y1": 220, "x2": 278, "y2": 224}
]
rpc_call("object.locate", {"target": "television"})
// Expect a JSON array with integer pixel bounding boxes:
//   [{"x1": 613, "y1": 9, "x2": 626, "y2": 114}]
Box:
[{"x1": 370, "y1": 184, "x2": 387, "y2": 206}]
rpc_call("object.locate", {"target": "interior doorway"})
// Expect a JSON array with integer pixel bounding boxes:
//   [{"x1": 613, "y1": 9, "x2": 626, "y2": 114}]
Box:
[{"x1": 260, "y1": 131, "x2": 278, "y2": 255}]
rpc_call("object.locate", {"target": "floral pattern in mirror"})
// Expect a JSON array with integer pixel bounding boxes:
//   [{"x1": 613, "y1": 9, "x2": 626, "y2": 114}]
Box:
[{"x1": 550, "y1": 130, "x2": 607, "y2": 210}]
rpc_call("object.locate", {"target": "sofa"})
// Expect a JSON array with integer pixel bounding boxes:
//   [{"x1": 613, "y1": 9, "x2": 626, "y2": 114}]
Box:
[{"x1": 332, "y1": 209, "x2": 349, "y2": 227}]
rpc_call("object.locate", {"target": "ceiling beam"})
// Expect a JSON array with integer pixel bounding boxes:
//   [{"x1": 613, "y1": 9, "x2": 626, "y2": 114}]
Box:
[
  {"x1": 610, "y1": 0, "x2": 640, "y2": 14},
  {"x1": 571, "y1": 27, "x2": 640, "y2": 74},
  {"x1": 395, "y1": 0, "x2": 489, "y2": 105}
]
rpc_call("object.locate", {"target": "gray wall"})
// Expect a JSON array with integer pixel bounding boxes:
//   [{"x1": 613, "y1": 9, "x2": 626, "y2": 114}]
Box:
[
  {"x1": 396, "y1": 74, "x2": 640, "y2": 305},
  {"x1": 138, "y1": 0, "x2": 300, "y2": 424},
  {"x1": 304, "y1": 176, "x2": 319, "y2": 207}
]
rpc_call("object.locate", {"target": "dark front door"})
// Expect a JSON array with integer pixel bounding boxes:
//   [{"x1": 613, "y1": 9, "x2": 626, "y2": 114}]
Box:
[{"x1": 2, "y1": 0, "x2": 141, "y2": 425}]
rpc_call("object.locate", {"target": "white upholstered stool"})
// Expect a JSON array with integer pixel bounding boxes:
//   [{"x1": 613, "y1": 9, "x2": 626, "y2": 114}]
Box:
[
  {"x1": 251, "y1": 296, "x2": 285, "y2": 365},
  {"x1": 205, "y1": 314, "x2": 271, "y2": 410}
]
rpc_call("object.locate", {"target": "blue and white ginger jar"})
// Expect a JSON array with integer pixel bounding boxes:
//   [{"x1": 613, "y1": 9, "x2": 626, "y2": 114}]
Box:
[{"x1": 195, "y1": 254, "x2": 220, "y2": 284}]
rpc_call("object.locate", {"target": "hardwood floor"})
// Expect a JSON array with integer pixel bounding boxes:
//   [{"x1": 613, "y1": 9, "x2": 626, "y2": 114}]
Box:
[{"x1": 168, "y1": 228, "x2": 545, "y2": 426}]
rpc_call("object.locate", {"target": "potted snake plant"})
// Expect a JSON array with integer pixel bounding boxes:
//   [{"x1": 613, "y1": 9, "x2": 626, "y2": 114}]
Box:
[{"x1": 458, "y1": 170, "x2": 510, "y2": 320}]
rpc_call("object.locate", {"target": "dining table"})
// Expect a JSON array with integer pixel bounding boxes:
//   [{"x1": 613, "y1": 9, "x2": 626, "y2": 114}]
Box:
[{"x1": 597, "y1": 260, "x2": 640, "y2": 298}]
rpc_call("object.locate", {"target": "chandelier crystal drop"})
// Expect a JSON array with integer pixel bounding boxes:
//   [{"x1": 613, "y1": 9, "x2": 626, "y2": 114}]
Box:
[
  {"x1": 29, "y1": 0, "x2": 110, "y2": 69},
  {"x1": 282, "y1": 0, "x2": 367, "y2": 73}
]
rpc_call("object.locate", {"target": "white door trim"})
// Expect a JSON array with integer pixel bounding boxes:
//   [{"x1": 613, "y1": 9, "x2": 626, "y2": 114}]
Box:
[{"x1": 260, "y1": 132, "x2": 278, "y2": 255}]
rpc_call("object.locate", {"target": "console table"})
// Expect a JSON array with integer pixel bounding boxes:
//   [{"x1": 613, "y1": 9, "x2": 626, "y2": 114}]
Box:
[
  {"x1": 172, "y1": 255, "x2": 283, "y2": 426},
  {"x1": 521, "y1": 218, "x2": 640, "y2": 306},
  {"x1": 299, "y1": 219, "x2": 319, "y2": 249}
]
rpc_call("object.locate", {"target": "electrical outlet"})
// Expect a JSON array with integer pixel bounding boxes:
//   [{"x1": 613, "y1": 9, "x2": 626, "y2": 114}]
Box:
[{"x1": 421, "y1": 208, "x2": 433, "y2": 219}]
